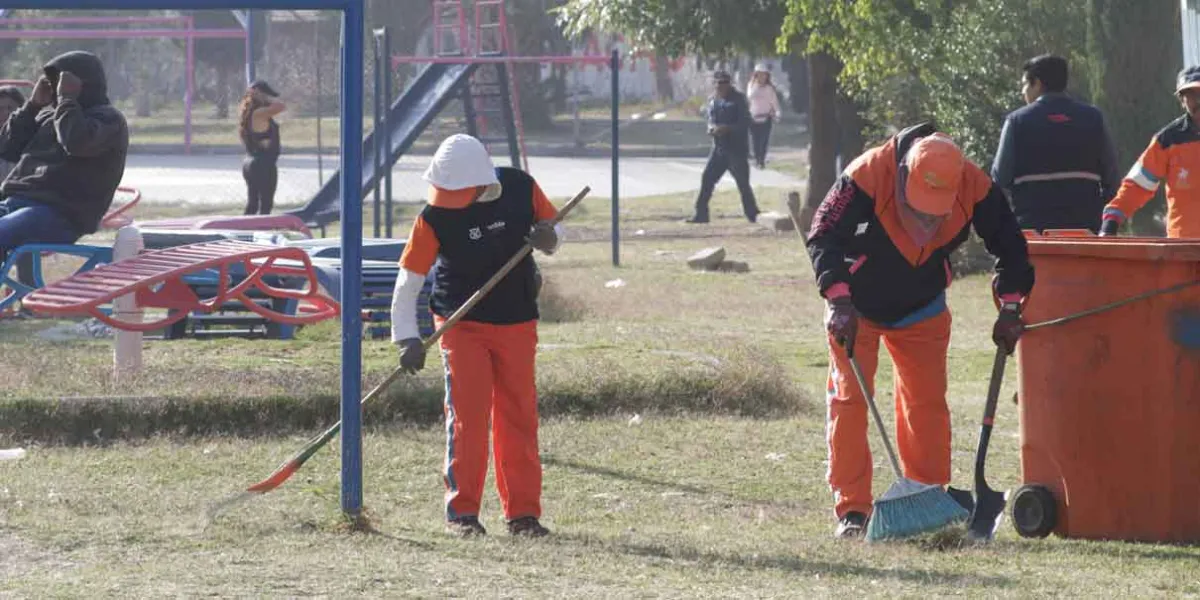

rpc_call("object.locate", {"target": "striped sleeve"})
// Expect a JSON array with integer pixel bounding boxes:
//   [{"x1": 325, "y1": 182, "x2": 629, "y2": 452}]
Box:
[{"x1": 1105, "y1": 137, "x2": 1168, "y2": 223}]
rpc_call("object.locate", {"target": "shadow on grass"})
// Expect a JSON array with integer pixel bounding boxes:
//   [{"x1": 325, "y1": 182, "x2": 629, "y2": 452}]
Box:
[
  {"x1": 992, "y1": 537, "x2": 1200, "y2": 561},
  {"x1": 550, "y1": 532, "x2": 1015, "y2": 588},
  {"x1": 542, "y1": 455, "x2": 716, "y2": 497}
]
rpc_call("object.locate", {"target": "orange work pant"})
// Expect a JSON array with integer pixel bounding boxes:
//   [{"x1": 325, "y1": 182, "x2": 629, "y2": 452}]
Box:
[
  {"x1": 825, "y1": 309, "x2": 952, "y2": 519},
  {"x1": 436, "y1": 316, "x2": 542, "y2": 521}
]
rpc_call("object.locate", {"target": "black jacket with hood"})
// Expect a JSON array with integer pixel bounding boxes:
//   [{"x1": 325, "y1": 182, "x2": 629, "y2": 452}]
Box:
[{"x1": 0, "y1": 51, "x2": 129, "y2": 235}]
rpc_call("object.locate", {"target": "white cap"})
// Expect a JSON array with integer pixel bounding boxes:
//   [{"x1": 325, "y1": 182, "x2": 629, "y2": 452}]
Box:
[
  {"x1": 422, "y1": 134, "x2": 502, "y2": 201},
  {"x1": 754, "y1": 62, "x2": 770, "y2": 72}
]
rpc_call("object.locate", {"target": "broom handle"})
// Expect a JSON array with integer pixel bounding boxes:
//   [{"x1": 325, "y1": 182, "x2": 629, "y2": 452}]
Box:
[
  {"x1": 847, "y1": 356, "x2": 905, "y2": 479},
  {"x1": 357, "y1": 185, "x2": 592, "y2": 408},
  {"x1": 785, "y1": 194, "x2": 905, "y2": 478}
]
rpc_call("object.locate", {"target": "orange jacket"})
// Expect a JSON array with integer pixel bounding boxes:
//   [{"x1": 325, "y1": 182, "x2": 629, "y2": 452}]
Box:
[
  {"x1": 1103, "y1": 115, "x2": 1200, "y2": 237},
  {"x1": 806, "y1": 123, "x2": 1035, "y2": 325}
]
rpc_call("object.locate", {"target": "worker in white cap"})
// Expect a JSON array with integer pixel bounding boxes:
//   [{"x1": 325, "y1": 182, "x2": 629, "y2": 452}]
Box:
[{"x1": 390, "y1": 134, "x2": 560, "y2": 538}]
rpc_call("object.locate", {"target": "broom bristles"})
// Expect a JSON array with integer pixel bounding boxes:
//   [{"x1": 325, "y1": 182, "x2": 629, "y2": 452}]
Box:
[{"x1": 865, "y1": 479, "x2": 969, "y2": 542}]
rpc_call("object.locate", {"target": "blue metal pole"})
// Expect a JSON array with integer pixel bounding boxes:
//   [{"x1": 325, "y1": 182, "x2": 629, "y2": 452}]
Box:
[
  {"x1": 382, "y1": 27, "x2": 394, "y2": 239},
  {"x1": 339, "y1": 0, "x2": 365, "y2": 518},
  {"x1": 245, "y1": 9, "x2": 256, "y2": 85},
  {"x1": 372, "y1": 34, "x2": 382, "y2": 239},
  {"x1": 611, "y1": 49, "x2": 620, "y2": 267}
]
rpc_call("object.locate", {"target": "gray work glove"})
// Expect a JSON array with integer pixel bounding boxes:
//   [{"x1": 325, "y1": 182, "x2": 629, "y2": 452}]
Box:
[
  {"x1": 398, "y1": 337, "x2": 426, "y2": 374},
  {"x1": 528, "y1": 221, "x2": 558, "y2": 255}
]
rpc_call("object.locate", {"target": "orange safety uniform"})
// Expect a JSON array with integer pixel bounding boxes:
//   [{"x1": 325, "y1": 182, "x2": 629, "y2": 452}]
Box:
[
  {"x1": 1102, "y1": 115, "x2": 1200, "y2": 238},
  {"x1": 400, "y1": 166, "x2": 558, "y2": 521},
  {"x1": 806, "y1": 123, "x2": 1035, "y2": 519}
]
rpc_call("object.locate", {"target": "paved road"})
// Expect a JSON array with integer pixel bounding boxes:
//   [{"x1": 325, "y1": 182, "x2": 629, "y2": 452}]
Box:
[{"x1": 120, "y1": 153, "x2": 804, "y2": 208}]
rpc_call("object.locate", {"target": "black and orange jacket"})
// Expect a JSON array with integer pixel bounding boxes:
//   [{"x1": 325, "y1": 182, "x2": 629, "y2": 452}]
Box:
[
  {"x1": 806, "y1": 123, "x2": 1035, "y2": 325},
  {"x1": 1103, "y1": 115, "x2": 1200, "y2": 238},
  {"x1": 400, "y1": 167, "x2": 557, "y2": 325}
]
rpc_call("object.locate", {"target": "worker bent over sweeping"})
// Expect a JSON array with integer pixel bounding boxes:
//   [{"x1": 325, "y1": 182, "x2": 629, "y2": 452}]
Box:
[
  {"x1": 390, "y1": 134, "x2": 561, "y2": 538},
  {"x1": 806, "y1": 123, "x2": 1035, "y2": 539}
]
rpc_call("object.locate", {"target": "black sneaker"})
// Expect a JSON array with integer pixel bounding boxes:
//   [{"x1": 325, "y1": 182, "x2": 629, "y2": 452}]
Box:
[
  {"x1": 446, "y1": 516, "x2": 487, "y2": 537},
  {"x1": 834, "y1": 511, "x2": 868, "y2": 539},
  {"x1": 506, "y1": 516, "x2": 550, "y2": 538}
]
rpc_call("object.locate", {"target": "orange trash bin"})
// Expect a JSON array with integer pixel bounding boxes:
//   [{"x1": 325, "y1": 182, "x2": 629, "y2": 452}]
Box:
[
  {"x1": 1017, "y1": 235, "x2": 1200, "y2": 544},
  {"x1": 1016, "y1": 235, "x2": 1200, "y2": 543}
]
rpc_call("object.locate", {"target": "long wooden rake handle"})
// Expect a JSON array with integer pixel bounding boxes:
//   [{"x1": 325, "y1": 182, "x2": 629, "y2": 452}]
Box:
[{"x1": 241, "y1": 186, "x2": 592, "y2": 495}]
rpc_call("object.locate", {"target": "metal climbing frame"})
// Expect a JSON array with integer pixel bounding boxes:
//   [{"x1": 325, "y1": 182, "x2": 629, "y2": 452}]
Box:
[
  {"x1": 432, "y1": 0, "x2": 466, "y2": 56},
  {"x1": 428, "y1": 0, "x2": 527, "y2": 170}
]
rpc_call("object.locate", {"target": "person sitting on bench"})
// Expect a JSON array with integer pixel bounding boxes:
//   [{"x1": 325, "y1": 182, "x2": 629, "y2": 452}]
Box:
[
  {"x1": 0, "y1": 85, "x2": 25, "y2": 183},
  {"x1": 0, "y1": 51, "x2": 129, "y2": 255}
]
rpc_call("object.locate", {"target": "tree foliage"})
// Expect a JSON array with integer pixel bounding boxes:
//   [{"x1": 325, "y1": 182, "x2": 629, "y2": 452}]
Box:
[
  {"x1": 1087, "y1": 0, "x2": 1182, "y2": 233},
  {"x1": 781, "y1": 0, "x2": 1092, "y2": 165},
  {"x1": 556, "y1": 0, "x2": 786, "y2": 57}
]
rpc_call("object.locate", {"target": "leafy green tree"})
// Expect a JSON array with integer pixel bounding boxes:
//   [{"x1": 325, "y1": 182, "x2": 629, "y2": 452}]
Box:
[{"x1": 557, "y1": 0, "x2": 786, "y2": 57}]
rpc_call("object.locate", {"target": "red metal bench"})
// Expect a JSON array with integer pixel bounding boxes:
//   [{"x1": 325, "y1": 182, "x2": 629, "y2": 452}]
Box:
[
  {"x1": 23, "y1": 240, "x2": 339, "y2": 331},
  {"x1": 99, "y1": 186, "x2": 142, "y2": 230},
  {"x1": 136, "y1": 214, "x2": 313, "y2": 238}
]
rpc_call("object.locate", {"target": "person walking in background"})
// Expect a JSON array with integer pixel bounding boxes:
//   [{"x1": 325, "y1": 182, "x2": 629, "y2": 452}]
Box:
[
  {"x1": 238, "y1": 80, "x2": 285, "y2": 216},
  {"x1": 687, "y1": 70, "x2": 761, "y2": 224},
  {"x1": 747, "y1": 63, "x2": 782, "y2": 170},
  {"x1": 1101, "y1": 66, "x2": 1200, "y2": 238},
  {"x1": 0, "y1": 86, "x2": 25, "y2": 182},
  {"x1": 991, "y1": 55, "x2": 1119, "y2": 233}
]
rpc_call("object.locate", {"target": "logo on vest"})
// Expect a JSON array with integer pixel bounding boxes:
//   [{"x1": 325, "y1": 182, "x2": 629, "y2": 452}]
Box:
[
  {"x1": 1179, "y1": 168, "x2": 1192, "y2": 190},
  {"x1": 486, "y1": 220, "x2": 506, "y2": 231},
  {"x1": 468, "y1": 227, "x2": 483, "y2": 240}
]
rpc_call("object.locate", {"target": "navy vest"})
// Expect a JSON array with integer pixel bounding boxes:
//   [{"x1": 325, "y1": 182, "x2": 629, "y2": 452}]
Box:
[
  {"x1": 1007, "y1": 95, "x2": 1107, "y2": 230},
  {"x1": 423, "y1": 167, "x2": 539, "y2": 325}
]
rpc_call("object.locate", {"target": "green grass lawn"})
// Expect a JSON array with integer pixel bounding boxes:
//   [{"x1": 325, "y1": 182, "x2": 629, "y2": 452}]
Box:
[{"x1": 2, "y1": 188, "x2": 1199, "y2": 597}]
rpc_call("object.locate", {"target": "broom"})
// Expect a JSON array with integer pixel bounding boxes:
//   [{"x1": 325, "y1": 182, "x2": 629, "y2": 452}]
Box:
[
  {"x1": 205, "y1": 185, "x2": 591, "y2": 523},
  {"x1": 846, "y1": 355, "x2": 969, "y2": 541}
]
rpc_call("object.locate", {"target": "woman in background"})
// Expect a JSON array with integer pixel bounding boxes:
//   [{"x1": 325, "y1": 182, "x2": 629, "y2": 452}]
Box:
[
  {"x1": 747, "y1": 63, "x2": 782, "y2": 170},
  {"x1": 0, "y1": 86, "x2": 26, "y2": 182},
  {"x1": 237, "y1": 80, "x2": 286, "y2": 215}
]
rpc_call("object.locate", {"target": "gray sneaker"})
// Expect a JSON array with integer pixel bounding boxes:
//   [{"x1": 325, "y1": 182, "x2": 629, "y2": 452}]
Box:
[
  {"x1": 506, "y1": 516, "x2": 550, "y2": 538},
  {"x1": 446, "y1": 516, "x2": 487, "y2": 537},
  {"x1": 834, "y1": 512, "x2": 868, "y2": 539}
]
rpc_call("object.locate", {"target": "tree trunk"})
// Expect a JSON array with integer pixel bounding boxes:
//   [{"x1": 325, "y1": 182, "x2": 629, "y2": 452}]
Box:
[
  {"x1": 653, "y1": 52, "x2": 674, "y2": 103},
  {"x1": 800, "y1": 52, "x2": 841, "y2": 233},
  {"x1": 214, "y1": 63, "x2": 233, "y2": 119},
  {"x1": 782, "y1": 53, "x2": 809, "y2": 114},
  {"x1": 835, "y1": 91, "x2": 865, "y2": 167},
  {"x1": 136, "y1": 90, "x2": 152, "y2": 118},
  {"x1": 1087, "y1": 0, "x2": 1182, "y2": 235}
]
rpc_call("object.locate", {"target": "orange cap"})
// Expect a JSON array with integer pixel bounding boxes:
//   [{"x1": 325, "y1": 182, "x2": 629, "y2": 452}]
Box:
[{"x1": 904, "y1": 133, "x2": 964, "y2": 216}]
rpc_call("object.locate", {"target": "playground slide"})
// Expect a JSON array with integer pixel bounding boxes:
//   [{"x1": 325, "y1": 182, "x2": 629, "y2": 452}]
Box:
[{"x1": 287, "y1": 62, "x2": 479, "y2": 229}]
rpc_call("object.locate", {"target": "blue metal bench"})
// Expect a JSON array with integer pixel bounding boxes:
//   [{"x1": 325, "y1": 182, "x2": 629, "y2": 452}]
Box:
[{"x1": 0, "y1": 244, "x2": 113, "y2": 314}]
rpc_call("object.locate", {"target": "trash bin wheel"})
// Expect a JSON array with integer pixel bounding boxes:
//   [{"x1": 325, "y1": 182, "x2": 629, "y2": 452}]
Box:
[{"x1": 1012, "y1": 484, "x2": 1057, "y2": 539}]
